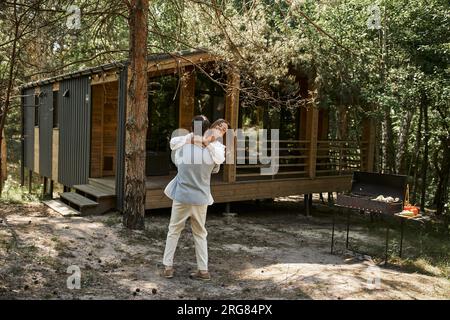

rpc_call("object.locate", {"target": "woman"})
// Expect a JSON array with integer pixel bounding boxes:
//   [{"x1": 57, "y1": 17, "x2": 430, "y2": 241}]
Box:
[{"x1": 169, "y1": 118, "x2": 230, "y2": 164}]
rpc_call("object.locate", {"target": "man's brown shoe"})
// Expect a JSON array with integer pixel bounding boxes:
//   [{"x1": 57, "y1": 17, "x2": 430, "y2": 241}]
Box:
[
  {"x1": 161, "y1": 268, "x2": 174, "y2": 279},
  {"x1": 189, "y1": 270, "x2": 211, "y2": 281}
]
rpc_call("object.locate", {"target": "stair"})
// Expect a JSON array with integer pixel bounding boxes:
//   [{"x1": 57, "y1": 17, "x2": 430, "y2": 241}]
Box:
[
  {"x1": 60, "y1": 192, "x2": 99, "y2": 215},
  {"x1": 44, "y1": 182, "x2": 116, "y2": 216},
  {"x1": 88, "y1": 178, "x2": 116, "y2": 192},
  {"x1": 43, "y1": 199, "x2": 81, "y2": 217}
]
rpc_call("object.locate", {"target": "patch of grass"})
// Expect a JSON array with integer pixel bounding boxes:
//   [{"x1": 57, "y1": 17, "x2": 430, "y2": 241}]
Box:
[
  {"x1": 0, "y1": 176, "x2": 40, "y2": 204},
  {"x1": 144, "y1": 226, "x2": 169, "y2": 240},
  {"x1": 6, "y1": 263, "x2": 22, "y2": 276},
  {"x1": 102, "y1": 213, "x2": 122, "y2": 227},
  {"x1": 36, "y1": 255, "x2": 60, "y2": 268},
  {"x1": 81, "y1": 270, "x2": 99, "y2": 287}
]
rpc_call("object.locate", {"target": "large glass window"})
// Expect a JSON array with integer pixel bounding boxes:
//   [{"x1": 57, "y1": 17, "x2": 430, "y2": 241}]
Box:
[
  {"x1": 147, "y1": 74, "x2": 179, "y2": 152},
  {"x1": 194, "y1": 70, "x2": 225, "y2": 122},
  {"x1": 239, "y1": 102, "x2": 299, "y2": 140}
]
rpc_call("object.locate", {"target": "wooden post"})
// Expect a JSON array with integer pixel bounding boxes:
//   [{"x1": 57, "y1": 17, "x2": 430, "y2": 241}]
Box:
[
  {"x1": 362, "y1": 117, "x2": 376, "y2": 172},
  {"x1": 34, "y1": 127, "x2": 39, "y2": 175},
  {"x1": 20, "y1": 161, "x2": 24, "y2": 187},
  {"x1": 338, "y1": 105, "x2": 349, "y2": 173},
  {"x1": 42, "y1": 177, "x2": 47, "y2": 199},
  {"x1": 316, "y1": 108, "x2": 329, "y2": 176},
  {"x1": 28, "y1": 170, "x2": 32, "y2": 193},
  {"x1": 306, "y1": 107, "x2": 319, "y2": 179},
  {"x1": 178, "y1": 67, "x2": 196, "y2": 131},
  {"x1": 224, "y1": 68, "x2": 240, "y2": 183},
  {"x1": 49, "y1": 180, "x2": 54, "y2": 198}
]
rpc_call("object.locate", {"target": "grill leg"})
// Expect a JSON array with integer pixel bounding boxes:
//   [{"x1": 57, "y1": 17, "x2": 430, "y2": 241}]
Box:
[
  {"x1": 384, "y1": 224, "x2": 390, "y2": 266},
  {"x1": 346, "y1": 211, "x2": 350, "y2": 250},
  {"x1": 331, "y1": 210, "x2": 336, "y2": 254},
  {"x1": 304, "y1": 194, "x2": 309, "y2": 216},
  {"x1": 399, "y1": 218, "x2": 405, "y2": 258}
]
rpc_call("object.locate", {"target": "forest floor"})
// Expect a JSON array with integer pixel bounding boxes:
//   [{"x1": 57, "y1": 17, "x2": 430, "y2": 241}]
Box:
[{"x1": 0, "y1": 196, "x2": 449, "y2": 300}]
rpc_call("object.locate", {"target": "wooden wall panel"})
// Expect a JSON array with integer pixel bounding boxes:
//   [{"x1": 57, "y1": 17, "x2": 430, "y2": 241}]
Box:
[
  {"x1": 34, "y1": 127, "x2": 39, "y2": 174},
  {"x1": 52, "y1": 129, "x2": 59, "y2": 181}
]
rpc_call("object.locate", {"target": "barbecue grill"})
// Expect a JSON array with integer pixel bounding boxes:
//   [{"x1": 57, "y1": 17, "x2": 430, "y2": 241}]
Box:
[
  {"x1": 336, "y1": 171, "x2": 407, "y2": 214},
  {"x1": 331, "y1": 171, "x2": 408, "y2": 265}
]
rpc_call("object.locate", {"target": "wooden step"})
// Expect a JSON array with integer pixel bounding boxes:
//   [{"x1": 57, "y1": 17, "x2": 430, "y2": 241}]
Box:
[
  {"x1": 43, "y1": 199, "x2": 81, "y2": 217},
  {"x1": 73, "y1": 184, "x2": 115, "y2": 199},
  {"x1": 88, "y1": 178, "x2": 116, "y2": 192},
  {"x1": 60, "y1": 192, "x2": 98, "y2": 209}
]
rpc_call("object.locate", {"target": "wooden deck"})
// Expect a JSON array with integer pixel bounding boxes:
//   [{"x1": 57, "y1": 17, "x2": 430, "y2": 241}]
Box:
[{"x1": 90, "y1": 174, "x2": 352, "y2": 210}]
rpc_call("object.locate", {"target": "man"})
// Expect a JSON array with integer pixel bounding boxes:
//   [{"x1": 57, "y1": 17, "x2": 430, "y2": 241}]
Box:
[{"x1": 162, "y1": 115, "x2": 227, "y2": 281}]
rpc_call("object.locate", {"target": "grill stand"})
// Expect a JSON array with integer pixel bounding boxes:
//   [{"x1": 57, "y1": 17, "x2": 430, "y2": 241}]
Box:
[{"x1": 330, "y1": 210, "x2": 401, "y2": 267}]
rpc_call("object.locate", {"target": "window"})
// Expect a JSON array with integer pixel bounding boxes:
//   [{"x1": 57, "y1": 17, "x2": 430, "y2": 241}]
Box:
[
  {"x1": 34, "y1": 94, "x2": 39, "y2": 126},
  {"x1": 147, "y1": 75, "x2": 179, "y2": 152},
  {"x1": 194, "y1": 70, "x2": 225, "y2": 122},
  {"x1": 53, "y1": 91, "x2": 59, "y2": 128}
]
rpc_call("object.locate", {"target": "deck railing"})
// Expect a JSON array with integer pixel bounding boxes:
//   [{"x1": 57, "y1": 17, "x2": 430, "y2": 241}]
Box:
[
  {"x1": 315, "y1": 140, "x2": 365, "y2": 176},
  {"x1": 235, "y1": 139, "x2": 310, "y2": 180},
  {"x1": 234, "y1": 138, "x2": 367, "y2": 181}
]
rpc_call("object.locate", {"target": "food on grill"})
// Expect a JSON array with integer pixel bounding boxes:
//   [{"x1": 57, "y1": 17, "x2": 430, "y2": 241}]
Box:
[{"x1": 371, "y1": 195, "x2": 400, "y2": 203}]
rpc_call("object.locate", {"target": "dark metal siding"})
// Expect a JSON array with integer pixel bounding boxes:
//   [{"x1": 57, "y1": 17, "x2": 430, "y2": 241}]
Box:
[
  {"x1": 39, "y1": 84, "x2": 53, "y2": 178},
  {"x1": 58, "y1": 77, "x2": 91, "y2": 187},
  {"x1": 23, "y1": 88, "x2": 35, "y2": 171},
  {"x1": 115, "y1": 67, "x2": 127, "y2": 211}
]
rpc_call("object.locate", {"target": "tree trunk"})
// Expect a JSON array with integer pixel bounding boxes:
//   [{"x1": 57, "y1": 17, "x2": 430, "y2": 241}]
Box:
[
  {"x1": 0, "y1": 131, "x2": 6, "y2": 193},
  {"x1": 122, "y1": 0, "x2": 149, "y2": 230},
  {"x1": 420, "y1": 92, "x2": 429, "y2": 212},
  {"x1": 433, "y1": 136, "x2": 450, "y2": 215},
  {"x1": 395, "y1": 106, "x2": 415, "y2": 174},
  {"x1": 0, "y1": 2, "x2": 19, "y2": 196},
  {"x1": 411, "y1": 102, "x2": 423, "y2": 205}
]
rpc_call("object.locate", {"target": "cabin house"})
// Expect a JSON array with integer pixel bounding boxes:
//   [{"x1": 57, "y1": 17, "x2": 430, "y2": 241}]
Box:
[{"x1": 20, "y1": 50, "x2": 376, "y2": 215}]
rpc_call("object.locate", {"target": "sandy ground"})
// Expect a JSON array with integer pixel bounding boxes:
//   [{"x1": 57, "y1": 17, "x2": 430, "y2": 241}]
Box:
[{"x1": 0, "y1": 199, "x2": 449, "y2": 300}]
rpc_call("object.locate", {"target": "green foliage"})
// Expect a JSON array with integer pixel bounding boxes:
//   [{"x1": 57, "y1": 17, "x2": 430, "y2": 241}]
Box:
[{"x1": 0, "y1": 176, "x2": 39, "y2": 204}]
